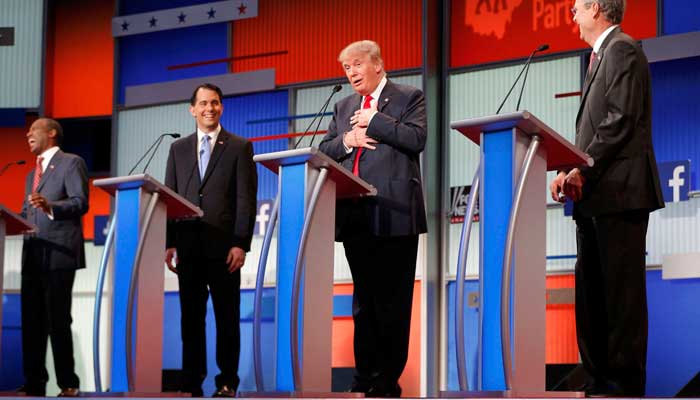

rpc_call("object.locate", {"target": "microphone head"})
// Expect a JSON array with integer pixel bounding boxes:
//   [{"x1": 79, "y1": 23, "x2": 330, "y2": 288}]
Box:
[
  {"x1": 16, "y1": 160, "x2": 26, "y2": 165},
  {"x1": 536, "y1": 44, "x2": 550, "y2": 52},
  {"x1": 168, "y1": 133, "x2": 181, "y2": 138},
  {"x1": 332, "y1": 84, "x2": 342, "y2": 93}
]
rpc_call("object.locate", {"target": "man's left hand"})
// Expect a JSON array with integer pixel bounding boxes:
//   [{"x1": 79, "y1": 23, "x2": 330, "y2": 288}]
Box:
[
  {"x1": 350, "y1": 105, "x2": 377, "y2": 128},
  {"x1": 28, "y1": 193, "x2": 51, "y2": 213},
  {"x1": 226, "y1": 246, "x2": 246, "y2": 273},
  {"x1": 563, "y1": 168, "x2": 585, "y2": 202}
]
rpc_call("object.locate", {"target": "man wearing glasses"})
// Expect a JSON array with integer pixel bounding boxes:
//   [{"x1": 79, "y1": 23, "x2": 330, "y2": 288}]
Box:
[{"x1": 550, "y1": 0, "x2": 664, "y2": 397}]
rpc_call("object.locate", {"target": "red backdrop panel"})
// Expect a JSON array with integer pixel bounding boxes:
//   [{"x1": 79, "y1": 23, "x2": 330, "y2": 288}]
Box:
[
  {"x1": 451, "y1": 0, "x2": 657, "y2": 68},
  {"x1": 45, "y1": 0, "x2": 114, "y2": 118},
  {"x1": 231, "y1": 0, "x2": 422, "y2": 85},
  {"x1": 546, "y1": 274, "x2": 578, "y2": 363}
]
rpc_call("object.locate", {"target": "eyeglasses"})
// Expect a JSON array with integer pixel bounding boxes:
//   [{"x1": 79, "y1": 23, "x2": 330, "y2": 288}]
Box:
[{"x1": 570, "y1": 1, "x2": 593, "y2": 16}]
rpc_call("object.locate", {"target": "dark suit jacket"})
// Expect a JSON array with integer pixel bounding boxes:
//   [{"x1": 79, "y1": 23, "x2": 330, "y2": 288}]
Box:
[
  {"x1": 574, "y1": 28, "x2": 664, "y2": 218},
  {"x1": 165, "y1": 128, "x2": 257, "y2": 260},
  {"x1": 319, "y1": 79, "x2": 428, "y2": 239},
  {"x1": 21, "y1": 150, "x2": 89, "y2": 273}
]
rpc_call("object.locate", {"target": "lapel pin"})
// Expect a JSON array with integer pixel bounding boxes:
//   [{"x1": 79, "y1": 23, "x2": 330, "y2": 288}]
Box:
[
  {"x1": 49, "y1": 165, "x2": 54, "y2": 169},
  {"x1": 218, "y1": 141, "x2": 223, "y2": 144},
  {"x1": 384, "y1": 98, "x2": 389, "y2": 102}
]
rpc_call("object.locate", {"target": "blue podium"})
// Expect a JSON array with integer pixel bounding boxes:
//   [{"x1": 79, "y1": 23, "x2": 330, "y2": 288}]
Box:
[
  {"x1": 93, "y1": 174, "x2": 202, "y2": 393},
  {"x1": 252, "y1": 147, "x2": 375, "y2": 394},
  {"x1": 450, "y1": 111, "x2": 592, "y2": 396},
  {"x1": 0, "y1": 205, "x2": 36, "y2": 361}
]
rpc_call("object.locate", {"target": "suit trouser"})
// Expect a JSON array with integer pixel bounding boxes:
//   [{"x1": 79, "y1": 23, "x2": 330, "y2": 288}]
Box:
[
  {"x1": 343, "y1": 234, "x2": 418, "y2": 388},
  {"x1": 177, "y1": 258, "x2": 241, "y2": 393},
  {"x1": 21, "y1": 248, "x2": 79, "y2": 392},
  {"x1": 575, "y1": 210, "x2": 649, "y2": 396}
]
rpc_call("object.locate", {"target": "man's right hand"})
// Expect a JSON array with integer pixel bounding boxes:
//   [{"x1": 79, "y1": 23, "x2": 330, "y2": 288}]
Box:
[
  {"x1": 549, "y1": 171, "x2": 567, "y2": 203},
  {"x1": 343, "y1": 126, "x2": 378, "y2": 150},
  {"x1": 165, "y1": 248, "x2": 178, "y2": 274}
]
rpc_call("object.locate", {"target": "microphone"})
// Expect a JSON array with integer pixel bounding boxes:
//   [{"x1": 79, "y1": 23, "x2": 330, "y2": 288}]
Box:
[
  {"x1": 495, "y1": 44, "x2": 549, "y2": 114},
  {"x1": 142, "y1": 133, "x2": 180, "y2": 174},
  {"x1": 308, "y1": 85, "x2": 342, "y2": 148},
  {"x1": 128, "y1": 133, "x2": 180, "y2": 175},
  {"x1": 0, "y1": 160, "x2": 26, "y2": 176},
  {"x1": 293, "y1": 84, "x2": 342, "y2": 149},
  {"x1": 515, "y1": 44, "x2": 549, "y2": 111}
]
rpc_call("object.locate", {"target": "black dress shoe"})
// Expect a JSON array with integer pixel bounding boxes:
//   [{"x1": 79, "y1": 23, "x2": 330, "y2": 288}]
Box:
[
  {"x1": 58, "y1": 387, "x2": 80, "y2": 397},
  {"x1": 16, "y1": 385, "x2": 46, "y2": 397},
  {"x1": 212, "y1": 385, "x2": 236, "y2": 397}
]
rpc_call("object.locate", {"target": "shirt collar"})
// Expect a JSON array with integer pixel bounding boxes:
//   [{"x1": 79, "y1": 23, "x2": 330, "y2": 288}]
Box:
[
  {"x1": 363, "y1": 75, "x2": 388, "y2": 106},
  {"x1": 197, "y1": 124, "x2": 221, "y2": 144},
  {"x1": 593, "y1": 25, "x2": 618, "y2": 54},
  {"x1": 38, "y1": 146, "x2": 60, "y2": 170}
]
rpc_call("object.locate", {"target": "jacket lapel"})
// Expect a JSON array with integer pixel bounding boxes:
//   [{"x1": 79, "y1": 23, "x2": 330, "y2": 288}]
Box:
[
  {"x1": 36, "y1": 150, "x2": 64, "y2": 192},
  {"x1": 200, "y1": 130, "x2": 229, "y2": 187},
  {"x1": 577, "y1": 27, "x2": 620, "y2": 124}
]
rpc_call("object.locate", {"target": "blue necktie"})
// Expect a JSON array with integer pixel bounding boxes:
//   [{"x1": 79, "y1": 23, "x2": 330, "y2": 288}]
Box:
[{"x1": 199, "y1": 134, "x2": 211, "y2": 179}]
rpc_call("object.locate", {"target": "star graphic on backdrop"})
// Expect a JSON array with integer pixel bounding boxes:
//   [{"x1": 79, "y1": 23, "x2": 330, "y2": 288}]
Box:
[
  {"x1": 237, "y1": 3, "x2": 247, "y2": 14},
  {"x1": 149, "y1": 16, "x2": 157, "y2": 27},
  {"x1": 178, "y1": 12, "x2": 187, "y2": 23},
  {"x1": 121, "y1": 20, "x2": 129, "y2": 31},
  {"x1": 207, "y1": 7, "x2": 216, "y2": 19}
]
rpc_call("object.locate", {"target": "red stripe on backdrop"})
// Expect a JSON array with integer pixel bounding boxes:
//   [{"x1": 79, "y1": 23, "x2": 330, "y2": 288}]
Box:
[
  {"x1": 248, "y1": 130, "x2": 327, "y2": 142},
  {"x1": 450, "y1": 0, "x2": 657, "y2": 68},
  {"x1": 230, "y1": 0, "x2": 422, "y2": 86},
  {"x1": 546, "y1": 274, "x2": 578, "y2": 363}
]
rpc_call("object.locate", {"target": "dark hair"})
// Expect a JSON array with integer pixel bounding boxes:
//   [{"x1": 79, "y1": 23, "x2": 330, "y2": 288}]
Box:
[
  {"x1": 190, "y1": 83, "x2": 224, "y2": 105},
  {"x1": 43, "y1": 118, "x2": 64, "y2": 145}
]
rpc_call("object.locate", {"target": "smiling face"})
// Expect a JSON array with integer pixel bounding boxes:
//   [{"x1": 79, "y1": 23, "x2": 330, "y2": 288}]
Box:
[
  {"x1": 190, "y1": 87, "x2": 223, "y2": 132},
  {"x1": 340, "y1": 51, "x2": 383, "y2": 97},
  {"x1": 26, "y1": 118, "x2": 57, "y2": 155}
]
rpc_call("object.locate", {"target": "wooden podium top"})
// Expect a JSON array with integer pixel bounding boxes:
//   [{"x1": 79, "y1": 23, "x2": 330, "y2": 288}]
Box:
[
  {"x1": 254, "y1": 147, "x2": 377, "y2": 199},
  {"x1": 0, "y1": 204, "x2": 37, "y2": 235},
  {"x1": 451, "y1": 111, "x2": 593, "y2": 171},
  {"x1": 93, "y1": 174, "x2": 203, "y2": 219}
]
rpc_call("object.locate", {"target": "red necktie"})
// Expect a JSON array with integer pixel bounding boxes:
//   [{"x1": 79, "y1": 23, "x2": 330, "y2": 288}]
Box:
[
  {"x1": 588, "y1": 51, "x2": 597, "y2": 73},
  {"x1": 352, "y1": 95, "x2": 373, "y2": 176},
  {"x1": 32, "y1": 156, "x2": 44, "y2": 192}
]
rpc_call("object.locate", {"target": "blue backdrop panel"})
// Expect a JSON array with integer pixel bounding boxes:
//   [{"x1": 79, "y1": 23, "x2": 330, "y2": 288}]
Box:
[
  {"x1": 662, "y1": 0, "x2": 700, "y2": 35},
  {"x1": 118, "y1": 23, "x2": 228, "y2": 104},
  {"x1": 646, "y1": 270, "x2": 700, "y2": 396},
  {"x1": 651, "y1": 56, "x2": 700, "y2": 190},
  {"x1": 120, "y1": 0, "x2": 216, "y2": 14},
  {"x1": 0, "y1": 294, "x2": 23, "y2": 390},
  {"x1": 220, "y1": 91, "x2": 289, "y2": 202}
]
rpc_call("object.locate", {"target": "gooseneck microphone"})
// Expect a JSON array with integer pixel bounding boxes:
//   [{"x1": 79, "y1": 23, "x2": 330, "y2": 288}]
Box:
[
  {"x1": 0, "y1": 160, "x2": 26, "y2": 176},
  {"x1": 515, "y1": 44, "x2": 549, "y2": 111},
  {"x1": 293, "y1": 84, "x2": 343, "y2": 149},
  {"x1": 495, "y1": 44, "x2": 550, "y2": 114},
  {"x1": 128, "y1": 133, "x2": 180, "y2": 175}
]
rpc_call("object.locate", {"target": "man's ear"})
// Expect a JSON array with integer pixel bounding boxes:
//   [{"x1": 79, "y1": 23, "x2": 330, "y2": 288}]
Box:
[{"x1": 189, "y1": 105, "x2": 196, "y2": 118}]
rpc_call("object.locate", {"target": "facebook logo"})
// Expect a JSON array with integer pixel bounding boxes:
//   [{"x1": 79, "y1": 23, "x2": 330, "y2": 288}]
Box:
[
  {"x1": 93, "y1": 215, "x2": 109, "y2": 245},
  {"x1": 255, "y1": 199, "x2": 274, "y2": 237},
  {"x1": 658, "y1": 160, "x2": 691, "y2": 203}
]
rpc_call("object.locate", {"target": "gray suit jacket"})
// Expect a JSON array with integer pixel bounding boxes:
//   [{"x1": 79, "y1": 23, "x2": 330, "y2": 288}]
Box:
[
  {"x1": 22, "y1": 150, "x2": 89, "y2": 272},
  {"x1": 319, "y1": 79, "x2": 428, "y2": 239},
  {"x1": 574, "y1": 28, "x2": 664, "y2": 218},
  {"x1": 165, "y1": 128, "x2": 257, "y2": 260}
]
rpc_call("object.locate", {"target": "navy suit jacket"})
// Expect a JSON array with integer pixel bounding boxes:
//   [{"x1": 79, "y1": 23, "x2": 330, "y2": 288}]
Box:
[
  {"x1": 319, "y1": 79, "x2": 428, "y2": 239},
  {"x1": 21, "y1": 150, "x2": 89, "y2": 273},
  {"x1": 165, "y1": 128, "x2": 257, "y2": 260},
  {"x1": 574, "y1": 28, "x2": 664, "y2": 218}
]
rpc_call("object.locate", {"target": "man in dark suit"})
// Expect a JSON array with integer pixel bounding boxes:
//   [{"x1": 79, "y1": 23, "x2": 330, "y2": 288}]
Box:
[
  {"x1": 164, "y1": 83, "x2": 257, "y2": 397},
  {"x1": 319, "y1": 40, "x2": 427, "y2": 397},
  {"x1": 550, "y1": 1, "x2": 664, "y2": 396},
  {"x1": 19, "y1": 118, "x2": 88, "y2": 397}
]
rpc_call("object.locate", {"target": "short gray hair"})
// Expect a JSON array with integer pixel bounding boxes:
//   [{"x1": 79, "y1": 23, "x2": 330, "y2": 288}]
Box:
[
  {"x1": 593, "y1": 0, "x2": 625, "y2": 24},
  {"x1": 338, "y1": 40, "x2": 384, "y2": 69}
]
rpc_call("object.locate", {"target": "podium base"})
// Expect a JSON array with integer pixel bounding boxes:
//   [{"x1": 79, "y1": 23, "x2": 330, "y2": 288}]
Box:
[
  {"x1": 440, "y1": 390, "x2": 584, "y2": 398},
  {"x1": 239, "y1": 391, "x2": 364, "y2": 398}
]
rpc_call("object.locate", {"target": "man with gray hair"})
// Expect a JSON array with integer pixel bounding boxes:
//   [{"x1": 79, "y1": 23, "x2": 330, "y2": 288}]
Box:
[
  {"x1": 319, "y1": 40, "x2": 427, "y2": 397},
  {"x1": 550, "y1": 0, "x2": 663, "y2": 396}
]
